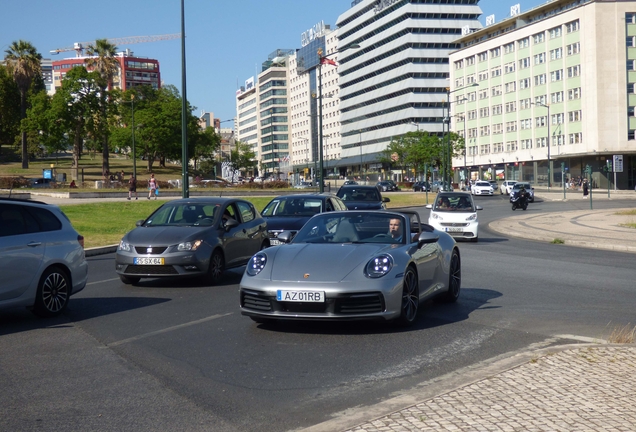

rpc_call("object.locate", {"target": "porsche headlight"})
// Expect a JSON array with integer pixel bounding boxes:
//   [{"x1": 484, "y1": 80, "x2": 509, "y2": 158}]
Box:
[
  {"x1": 178, "y1": 240, "x2": 203, "y2": 251},
  {"x1": 119, "y1": 240, "x2": 132, "y2": 252},
  {"x1": 466, "y1": 213, "x2": 477, "y2": 221},
  {"x1": 246, "y1": 253, "x2": 267, "y2": 276},
  {"x1": 365, "y1": 254, "x2": 393, "y2": 278}
]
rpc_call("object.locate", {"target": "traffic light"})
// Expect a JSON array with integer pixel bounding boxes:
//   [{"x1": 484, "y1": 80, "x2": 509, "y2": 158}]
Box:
[
  {"x1": 606, "y1": 160, "x2": 612, "y2": 172},
  {"x1": 584, "y1": 165, "x2": 592, "y2": 175}
]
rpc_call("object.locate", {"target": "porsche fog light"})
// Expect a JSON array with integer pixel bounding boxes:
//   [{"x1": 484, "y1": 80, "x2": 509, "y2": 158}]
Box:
[
  {"x1": 365, "y1": 254, "x2": 393, "y2": 278},
  {"x1": 246, "y1": 253, "x2": 267, "y2": 276},
  {"x1": 178, "y1": 240, "x2": 203, "y2": 251}
]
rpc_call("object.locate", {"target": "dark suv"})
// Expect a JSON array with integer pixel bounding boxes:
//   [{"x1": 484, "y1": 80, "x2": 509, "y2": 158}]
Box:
[
  {"x1": 0, "y1": 198, "x2": 88, "y2": 316},
  {"x1": 376, "y1": 180, "x2": 399, "y2": 192},
  {"x1": 336, "y1": 185, "x2": 390, "y2": 210}
]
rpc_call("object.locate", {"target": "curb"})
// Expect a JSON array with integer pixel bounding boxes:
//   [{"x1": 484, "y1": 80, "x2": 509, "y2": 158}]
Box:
[{"x1": 85, "y1": 245, "x2": 118, "y2": 257}]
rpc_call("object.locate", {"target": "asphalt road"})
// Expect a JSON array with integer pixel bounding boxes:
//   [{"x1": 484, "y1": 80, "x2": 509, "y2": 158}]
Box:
[{"x1": 1, "y1": 195, "x2": 635, "y2": 432}]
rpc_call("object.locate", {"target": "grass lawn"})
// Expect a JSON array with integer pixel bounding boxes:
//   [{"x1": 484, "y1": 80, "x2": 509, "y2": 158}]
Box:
[{"x1": 59, "y1": 192, "x2": 434, "y2": 248}]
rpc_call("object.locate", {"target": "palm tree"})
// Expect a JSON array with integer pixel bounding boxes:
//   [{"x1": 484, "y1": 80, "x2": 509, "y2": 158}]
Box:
[
  {"x1": 85, "y1": 39, "x2": 119, "y2": 177},
  {"x1": 4, "y1": 40, "x2": 42, "y2": 169}
]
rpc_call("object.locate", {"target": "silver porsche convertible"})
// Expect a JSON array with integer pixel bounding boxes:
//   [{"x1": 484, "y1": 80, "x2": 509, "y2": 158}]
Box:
[{"x1": 239, "y1": 210, "x2": 461, "y2": 326}]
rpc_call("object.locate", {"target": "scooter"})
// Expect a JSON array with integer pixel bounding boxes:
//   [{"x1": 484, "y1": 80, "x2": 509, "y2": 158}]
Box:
[{"x1": 510, "y1": 192, "x2": 528, "y2": 211}]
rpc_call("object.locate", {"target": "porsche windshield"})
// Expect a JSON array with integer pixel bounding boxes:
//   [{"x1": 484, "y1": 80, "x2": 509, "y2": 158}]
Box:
[{"x1": 293, "y1": 213, "x2": 407, "y2": 244}]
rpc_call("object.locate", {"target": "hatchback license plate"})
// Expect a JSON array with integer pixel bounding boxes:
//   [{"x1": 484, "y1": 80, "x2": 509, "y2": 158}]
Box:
[
  {"x1": 277, "y1": 290, "x2": 324, "y2": 302},
  {"x1": 446, "y1": 227, "x2": 463, "y2": 233},
  {"x1": 134, "y1": 257, "x2": 164, "y2": 265}
]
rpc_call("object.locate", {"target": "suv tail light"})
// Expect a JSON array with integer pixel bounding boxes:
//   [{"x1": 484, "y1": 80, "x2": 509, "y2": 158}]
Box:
[{"x1": 77, "y1": 234, "x2": 85, "y2": 248}]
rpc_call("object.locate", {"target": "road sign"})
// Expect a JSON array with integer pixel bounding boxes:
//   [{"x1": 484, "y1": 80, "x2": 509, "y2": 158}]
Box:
[{"x1": 613, "y1": 155, "x2": 623, "y2": 173}]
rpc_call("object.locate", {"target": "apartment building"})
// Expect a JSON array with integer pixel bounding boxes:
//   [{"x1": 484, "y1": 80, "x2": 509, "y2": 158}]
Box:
[{"x1": 449, "y1": 0, "x2": 636, "y2": 189}]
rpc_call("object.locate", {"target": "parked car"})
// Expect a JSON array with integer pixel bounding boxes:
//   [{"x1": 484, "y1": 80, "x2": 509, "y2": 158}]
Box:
[
  {"x1": 343, "y1": 180, "x2": 358, "y2": 186},
  {"x1": 488, "y1": 180, "x2": 499, "y2": 191},
  {"x1": 27, "y1": 177, "x2": 57, "y2": 188},
  {"x1": 510, "y1": 182, "x2": 535, "y2": 202},
  {"x1": 412, "y1": 181, "x2": 431, "y2": 192},
  {"x1": 293, "y1": 181, "x2": 313, "y2": 189},
  {"x1": 500, "y1": 180, "x2": 517, "y2": 195},
  {"x1": 0, "y1": 198, "x2": 88, "y2": 316},
  {"x1": 336, "y1": 185, "x2": 390, "y2": 210},
  {"x1": 115, "y1": 198, "x2": 269, "y2": 285},
  {"x1": 260, "y1": 193, "x2": 347, "y2": 245},
  {"x1": 471, "y1": 181, "x2": 494, "y2": 196},
  {"x1": 239, "y1": 210, "x2": 461, "y2": 326},
  {"x1": 426, "y1": 192, "x2": 482, "y2": 242},
  {"x1": 376, "y1": 180, "x2": 399, "y2": 192},
  {"x1": 431, "y1": 181, "x2": 453, "y2": 192}
]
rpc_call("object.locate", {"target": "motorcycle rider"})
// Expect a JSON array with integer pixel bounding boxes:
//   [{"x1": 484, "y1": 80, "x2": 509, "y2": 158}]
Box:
[{"x1": 511, "y1": 185, "x2": 528, "y2": 209}]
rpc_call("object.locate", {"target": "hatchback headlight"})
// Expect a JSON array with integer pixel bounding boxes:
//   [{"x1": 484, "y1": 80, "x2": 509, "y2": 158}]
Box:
[
  {"x1": 178, "y1": 240, "x2": 203, "y2": 251},
  {"x1": 365, "y1": 254, "x2": 393, "y2": 278},
  {"x1": 431, "y1": 212, "x2": 442, "y2": 220},
  {"x1": 466, "y1": 213, "x2": 477, "y2": 221},
  {"x1": 246, "y1": 253, "x2": 267, "y2": 276},
  {"x1": 119, "y1": 240, "x2": 132, "y2": 252}
]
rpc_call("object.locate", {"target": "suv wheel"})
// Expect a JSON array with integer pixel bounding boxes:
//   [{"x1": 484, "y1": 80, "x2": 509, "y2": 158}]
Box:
[{"x1": 33, "y1": 266, "x2": 70, "y2": 317}]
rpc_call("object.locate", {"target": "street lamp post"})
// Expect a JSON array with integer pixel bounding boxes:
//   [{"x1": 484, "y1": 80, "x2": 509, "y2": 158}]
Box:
[
  {"x1": 445, "y1": 84, "x2": 478, "y2": 189},
  {"x1": 359, "y1": 131, "x2": 363, "y2": 182},
  {"x1": 531, "y1": 101, "x2": 551, "y2": 188},
  {"x1": 317, "y1": 43, "x2": 360, "y2": 192},
  {"x1": 130, "y1": 95, "x2": 136, "y2": 180},
  {"x1": 180, "y1": 0, "x2": 189, "y2": 198}
]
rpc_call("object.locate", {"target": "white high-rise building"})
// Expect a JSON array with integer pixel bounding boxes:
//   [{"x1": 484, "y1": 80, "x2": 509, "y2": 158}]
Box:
[{"x1": 336, "y1": 0, "x2": 483, "y2": 180}]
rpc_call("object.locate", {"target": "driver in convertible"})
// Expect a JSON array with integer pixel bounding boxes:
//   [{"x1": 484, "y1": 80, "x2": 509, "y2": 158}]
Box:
[{"x1": 388, "y1": 218, "x2": 403, "y2": 242}]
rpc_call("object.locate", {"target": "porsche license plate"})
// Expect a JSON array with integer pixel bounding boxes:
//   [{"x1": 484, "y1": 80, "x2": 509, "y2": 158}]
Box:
[
  {"x1": 134, "y1": 257, "x2": 164, "y2": 265},
  {"x1": 277, "y1": 290, "x2": 324, "y2": 302},
  {"x1": 445, "y1": 227, "x2": 463, "y2": 233}
]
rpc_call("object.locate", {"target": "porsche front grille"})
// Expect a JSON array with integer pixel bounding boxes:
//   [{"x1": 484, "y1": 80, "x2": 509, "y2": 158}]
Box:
[{"x1": 240, "y1": 290, "x2": 385, "y2": 315}]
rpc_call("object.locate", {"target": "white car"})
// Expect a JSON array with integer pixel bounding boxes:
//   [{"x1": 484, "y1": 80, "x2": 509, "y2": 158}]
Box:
[
  {"x1": 471, "y1": 181, "x2": 494, "y2": 196},
  {"x1": 500, "y1": 180, "x2": 517, "y2": 195},
  {"x1": 426, "y1": 192, "x2": 482, "y2": 242}
]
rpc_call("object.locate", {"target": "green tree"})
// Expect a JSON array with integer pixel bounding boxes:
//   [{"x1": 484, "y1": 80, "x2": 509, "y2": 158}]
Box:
[
  {"x1": 0, "y1": 64, "x2": 21, "y2": 154},
  {"x1": 3, "y1": 40, "x2": 42, "y2": 168},
  {"x1": 85, "y1": 39, "x2": 119, "y2": 177},
  {"x1": 228, "y1": 141, "x2": 257, "y2": 181},
  {"x1": 191, "y1": 126, "x2": 221, "y2": 171}
]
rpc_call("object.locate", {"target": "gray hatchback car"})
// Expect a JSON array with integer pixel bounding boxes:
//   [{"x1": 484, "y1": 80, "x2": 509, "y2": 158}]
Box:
[
  {"x1": 115, "y1": 198, "x2": 269, "y2": 285},
  {"x1": 0, "y1": 198, "x2": 88, "y2": 317}
]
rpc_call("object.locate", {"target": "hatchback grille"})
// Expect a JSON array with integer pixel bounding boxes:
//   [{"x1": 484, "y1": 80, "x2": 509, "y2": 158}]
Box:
[
  {"x1": 134, "y1": 246, "x2": 168, "y2": 254},
  {"x1": 125, "y1": 265, "x2": 178, "y2": 275},
  {"x1": 440, "y1": 222, "x2": 469, "y2": 227}
]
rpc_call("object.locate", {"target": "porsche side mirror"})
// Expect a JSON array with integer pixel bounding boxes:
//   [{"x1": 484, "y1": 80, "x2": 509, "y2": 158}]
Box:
[
  {"x1": 418, "y1": 231, "x2": 439, "y2": 245},
  {"x1": 277, "y1": 230, "x2": 293, "y2": 243}
]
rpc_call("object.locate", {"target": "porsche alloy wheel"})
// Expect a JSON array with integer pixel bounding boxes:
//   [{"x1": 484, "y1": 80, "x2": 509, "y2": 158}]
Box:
[
  {"x1": 207, "y1": 250, "x2": 224, "y2": 285},
  {"x1": 397, "y1": 267, "x2": 419, "y2": 326},
  {"x1": 444, "y1": 249, "x2": 461, "y2": 303}
]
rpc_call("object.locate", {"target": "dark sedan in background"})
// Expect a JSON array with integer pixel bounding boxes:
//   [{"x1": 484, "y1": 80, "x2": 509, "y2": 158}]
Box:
[
  {"x1": 376, "y1": 180, "x2": 399, "y2": 192},
  {"x1": 336, "y1": 185, "x2": 390, "y2": 210},
  {"x1": 115, "y1": 198, "x2": 269, "y2": 285},
  {"x1": 260, "y1": 193, "x2": 347, "y2": 246},
  {"x1": 412, "y1": 181, "x2": 431, "y2": 192}
]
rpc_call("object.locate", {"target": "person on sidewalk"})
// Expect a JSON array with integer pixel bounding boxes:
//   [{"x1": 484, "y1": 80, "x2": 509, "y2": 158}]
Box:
[
  {"x1": 583, "y1": 178, "x2": 589, "y2": 198},
  {"x1": 128, "y1": 174, "x2": 138, "y2": 200},
  {"x1": 148, "y1": 174, "x2": 157, "y2": 200}
]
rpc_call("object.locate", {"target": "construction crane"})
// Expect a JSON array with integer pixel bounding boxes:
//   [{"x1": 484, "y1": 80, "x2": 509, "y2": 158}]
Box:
[{"x1": 50, "y1": 33, "x2": 181, "y2": 57}]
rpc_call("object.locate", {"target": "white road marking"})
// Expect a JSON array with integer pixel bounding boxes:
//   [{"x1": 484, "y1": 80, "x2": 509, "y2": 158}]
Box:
[{"x1": 86, "y1": 278, "x2": 121, "y2": 286}]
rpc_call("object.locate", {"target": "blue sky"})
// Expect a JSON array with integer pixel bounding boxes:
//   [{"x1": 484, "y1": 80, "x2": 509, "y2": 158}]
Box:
[{"x1": 2, "y1": 0, "x2": 546, "y2": 126}]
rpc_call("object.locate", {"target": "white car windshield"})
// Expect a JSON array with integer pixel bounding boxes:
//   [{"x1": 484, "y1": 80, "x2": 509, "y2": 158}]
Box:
[{"x1": 433, "y1": 194, "x2": 475, "y2": 212}]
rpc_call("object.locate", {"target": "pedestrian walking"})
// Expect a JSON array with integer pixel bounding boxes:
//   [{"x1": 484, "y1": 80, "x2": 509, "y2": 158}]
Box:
[
  {"x1": 128, "y1": 174, "x2": 138, "y2": 200},
  {"x1": 583, "y1": 178, "x2": 589, "y2": 198},
  {"x1": 148, "y1": 173, "x2": 157, "y2": 200}
]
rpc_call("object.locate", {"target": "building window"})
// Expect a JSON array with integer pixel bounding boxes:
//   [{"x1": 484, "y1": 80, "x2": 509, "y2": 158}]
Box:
[
  {"x1": 535, "y1": 95, "x2": 547, "y2": 105},
  {"x1": 550, "y1": 70, "x2": 563, "y2": 82},
  {"x1": 533, "y1": 32, "x2": 545, "y2": 44},
  {"x1": 534, "y1": 74, "x2": 546, "y2": 86},
  {"x1": 490, "y1": 86, "x2": 501, "y2": 97},
  {"x1": 491, "y1": 67, "x2": 501, "y2": 78},
  {"x1": 493, "y1": 142, "x2": 504, "y2": 153},
  {"x1": 568, "y1": 110, "x2": 582, "y2": 122},
  {"x1": 629, "y1": 83, "x2": 635, "y2": 93},
  {"x1": 506, "y1": 141, "x2": 518, "y2": 152},
  {"x1": 468, "y1": 128, "x2": 478, "y2": 138},
  {"x1": 549, "y1": 26, "x2": 562, "y2": 39},
  {"x1": 505, "y1": 82, "x2": 517, "y2": 93},
  {"x1": 490, "y1": 47, "x2": 501, "y2": 58},
  {"x1": 455, "y1": 77, "x2": 465, "y2": 87},
  {"x1": 567, "y1": 65, "x2": 581, "y2": 77},
  {"x1": 535, "y1": 116, "x2": 547, "y2": 127},
  {"x1": 504, "y1": 42, "x2": 515, "y2": 54},
  {"x1": 504, "y1": 62, "x2": 516, "y2": 74},
  {"x1": 492, "y1": 104, "x2": 503, "y2": 115},
  {"x1": 506, "y1": 121, "x2": 517, "y2": 132},
  {"x1": 466, "y1": 74, "x2": 475, "y2": 84},
  {"x1": 519, "y1": 57, "x2": 531, "y2": 69},
  {"x1": 534, "y1": 53, "x2": 546, "y2": 65},
  {"x1": 536, "y1": 137, "x2": 547, "y2": 148},
  {"x1": 565, "y1": 20, "x2": 580, "y2": 33},
  {"x1": 550, "y1": 48, "x2": 563, "y2": 60},
  {"x1": 568, "y1": 87, "x2": 582, "y2": 100},
  {"x1": 454, "y1": 60, "x2": 464, "y2": 69},
  {"x1": 551, "y1": 91, "x2": 564, "y2": 103},
  {"x1": 567, "y1": 42, "x2": 580, "y2": 55},
  {"x1": 520, "y1": 98, "x2": 532, "y2": 109},
  {"x1": 468, "y1": 110, "x2": 477, "y2": 120},
  {"x1": 478, "y1": 72, "x2": 488, "y2": 81},
  {"x1": 505, "y1": 101, "x2": 517, "y2": 113},
  {"x1": 479, "y1": 107, "x2": 490, "y2": 117},
  {"x1": 466, "y1": 56, "x2": 475, "y2": 66},
  {"x1": 480, "y1": 144, "x2": 491, "y2": 154},
  {"x1": 569, "y1": 132, "x2": 583, "y2": 144},
  {"x1": 521, "y1": 139, "x2": 533, "y2": 149},
  {"x1": 518, "y1": 37, "x2": 530, "y2": 49},
  {"x1": 480, "y1": 126, "x2": 490, "y2": 136},
  {"x1": 478, "y1": 51, "x2": 488, "y2": 62},
  {"x1": 519, "y1": 78, "x2": 531, "y2": 90},
  {"x1": 493, "y1": 123, "x2": 503, "y2": 135},
  {"x1": 520, "y1": 118, "x2": 532, "y2": 130},
  {"x1": 551, "y1": 113, "x2": 565, "y2": 125}
]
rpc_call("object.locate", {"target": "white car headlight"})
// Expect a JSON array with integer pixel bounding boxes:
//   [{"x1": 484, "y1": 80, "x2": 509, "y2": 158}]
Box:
[
  {"x1": 178, "y1": 240, "x2": 203, "y2": 251},
  {"x1": 119, "y1": 240, "x2": 132, "y2": 252},
  {"x1": 246, "y1": 253, "x2": 267, "y2": 276},
  {"x1": 466, "y1": 213, "x2": 477, "y2": 221},
  {"x1": 431, "y1": 212, "x2": 442, "y2": 221},
  {"x1": 365, "y1": 254, "x2": 394, "y2": 278}
]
